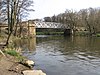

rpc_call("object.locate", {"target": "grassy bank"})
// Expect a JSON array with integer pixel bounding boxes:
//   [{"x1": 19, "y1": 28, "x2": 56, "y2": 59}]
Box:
[
  {"x1": 75, "y1": 31, "x2": 100, "y2": 37},
  {"x1": 96, "y1": 33, "x2": 100, "y2": 37},
  {"x1": 0, "y1": 48, "x2": 31, "y2": 75},
  {"x1": 36, "y1": 32, "x2": 64, "y2": 35},
  {"x1": 75, "y1": 31, "x2": 89, "y2": 36},
  {"x1": 3, "y1": 48, "x2": 24, "y2": 62}
]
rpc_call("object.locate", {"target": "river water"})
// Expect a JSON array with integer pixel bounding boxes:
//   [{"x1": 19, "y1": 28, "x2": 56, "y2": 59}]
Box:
[{"x1": 14, "y1": 35, "x2": 100, "y2": 75}]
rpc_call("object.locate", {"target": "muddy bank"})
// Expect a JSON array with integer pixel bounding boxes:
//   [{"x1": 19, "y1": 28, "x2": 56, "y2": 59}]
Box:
[
  {"x1": 0, "y1": 54, "x2": 30, "y2": 75},
  {"x1": 0, "y1": 52, "x2": 46, "y2": 75}
]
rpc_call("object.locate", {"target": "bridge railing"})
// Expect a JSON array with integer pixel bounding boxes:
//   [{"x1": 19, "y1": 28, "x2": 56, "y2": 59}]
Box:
[{"x1": 34, "y1": 21, "x2": 69, "y2": 29}]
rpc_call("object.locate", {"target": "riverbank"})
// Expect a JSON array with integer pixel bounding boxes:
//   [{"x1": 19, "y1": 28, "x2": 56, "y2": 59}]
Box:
[
  {"x1": 0, "y1": 48, "x2": 46, "y2": 75},
  {"x1": 36, "y1": 32, "x2": 64, "y2": 35},
  {"x1": 0, "y1": 54, "x2": 29, "y2": 75}
]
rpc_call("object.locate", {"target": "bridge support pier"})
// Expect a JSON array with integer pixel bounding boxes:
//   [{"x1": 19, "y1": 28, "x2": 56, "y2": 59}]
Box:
[
  {"x1": 64, "y1": 29, "x2": 71, "y2": 36},
  {"x1": 28, "y1": 26, "x2": 36, "y2": 36},
  {"x1": 28, "y1": 20, "x2": 36, "y2": 37}
]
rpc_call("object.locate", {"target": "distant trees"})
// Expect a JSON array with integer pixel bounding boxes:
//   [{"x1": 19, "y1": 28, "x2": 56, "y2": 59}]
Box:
[
  {"x1": 44, "y1": 15, "x2": 57, "y2": 22},
  {"x1": 44, "y1": 17, "x2": 52, "y2": 22},
  {"x1": 78, "y1": 8, "x2": 100, "y2": 35},
  {"x1": 64, "y1": 10, "x2": 78, "y2": 34},
  {"x1": 44, "y1": 7, "x2": 100, "y2": 35}
]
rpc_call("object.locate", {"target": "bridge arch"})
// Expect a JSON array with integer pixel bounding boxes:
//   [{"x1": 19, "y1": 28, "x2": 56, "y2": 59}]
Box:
[{"x1": 64, "y1": 29, "x2": 71, "y2": 36}]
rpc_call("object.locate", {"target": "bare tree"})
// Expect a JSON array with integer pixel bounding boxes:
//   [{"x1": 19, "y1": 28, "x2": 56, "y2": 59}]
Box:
[
  {"x1": 5, "y1": 0, "x2": 34, "y2": 45},
  {"x1": 14, "y1": 0, "x2": 34, "y2": 36}
]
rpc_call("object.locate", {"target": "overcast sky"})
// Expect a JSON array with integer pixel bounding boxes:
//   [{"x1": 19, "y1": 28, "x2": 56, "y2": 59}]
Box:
[{"x1": 29, "y1": 0, "x2": 100, "y2": 19}]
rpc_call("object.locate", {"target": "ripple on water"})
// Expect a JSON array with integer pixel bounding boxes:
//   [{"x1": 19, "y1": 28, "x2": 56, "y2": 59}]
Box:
[{"x1": 16, "y1": 36, "x2": 100, "y2": 75}]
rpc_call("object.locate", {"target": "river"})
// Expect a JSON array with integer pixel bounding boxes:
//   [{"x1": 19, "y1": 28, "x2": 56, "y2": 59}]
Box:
[{"x1": 14, "y1": 35, "x2": 100, "y2": 75}]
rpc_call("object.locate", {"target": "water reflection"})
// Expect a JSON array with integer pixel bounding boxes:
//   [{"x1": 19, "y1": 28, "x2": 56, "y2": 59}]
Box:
[
  {"x1": 14, "y1": 36, "x2": 100, "y2": 75},
  {"x1": 14, "y1": 37, "x2": 36, "y2": 53}
]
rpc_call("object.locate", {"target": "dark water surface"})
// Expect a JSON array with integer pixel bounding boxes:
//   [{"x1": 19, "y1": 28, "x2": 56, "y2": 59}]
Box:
[{"x1": 14, "y1": 35, "x2": 100, "y2": 75}]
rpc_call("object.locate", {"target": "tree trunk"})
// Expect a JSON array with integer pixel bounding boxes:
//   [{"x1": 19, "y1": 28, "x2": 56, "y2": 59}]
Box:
[
  {"x1": 5, "y1": 31, "x2": 12, "y2": 45},
  {"x1": 14, "y1": 16, "x2": 19, "y2": 36},
  {"x1": 7, "y1": 0, "x2": 10, "y2": 34},
  {"x1": 85, "y1": 18, "x2": 92, "y2": 35}
]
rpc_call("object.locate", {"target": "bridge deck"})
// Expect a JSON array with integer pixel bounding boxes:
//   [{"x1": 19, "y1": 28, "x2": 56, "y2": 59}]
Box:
[
  {"x1": 0, "y1": 21, "x2": 70, "y2": 29},
  {"x1": 34, "y1": 21, "x2": 69, "y2": 29}
]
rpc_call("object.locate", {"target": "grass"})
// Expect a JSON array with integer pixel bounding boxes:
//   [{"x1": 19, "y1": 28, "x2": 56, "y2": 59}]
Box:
[
  {"x1": 4, "y1": 49, "x2": 18, "y2": 56},
  {"x1": 3, "y1": 48, "x2": 24, "y2": 61},
  {"x1": 75, "y1": 31, "x2": 89, "y2": 36},
  {"x1": 76, "y1": 32, "x2": 100, "y2": 37},
  {"x1": 36, "y1": 32, "x2": 64, "y2": 35},
  {"x1": 96, "y1": 34, "x2": 100, "y2": 37}
]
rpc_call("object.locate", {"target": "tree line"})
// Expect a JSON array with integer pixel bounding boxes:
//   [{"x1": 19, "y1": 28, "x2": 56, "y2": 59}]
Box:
[
  {"x1": 0, "y1": 0, "x2": 34, "y2": 45},
  {"x1": 44, "y1": 7, "x2": 100, "y2": 35}
]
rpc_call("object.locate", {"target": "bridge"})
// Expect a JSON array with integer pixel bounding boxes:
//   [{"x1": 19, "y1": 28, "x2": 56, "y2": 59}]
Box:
[
  {"x1": 0, "y1": 20, "x2": 71, "y2": 36},
  {"x1": 34, "y1": 21, "x2": 69, "y2": 29},
  {"x1": 32, "y1": 21, "x2": 71, "y2": 35}
]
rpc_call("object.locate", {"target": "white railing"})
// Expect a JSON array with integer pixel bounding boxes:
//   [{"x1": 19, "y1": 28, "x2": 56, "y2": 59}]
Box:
[{"x1": 34, "y1": 21, "x2": 68, "y2": 29}]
